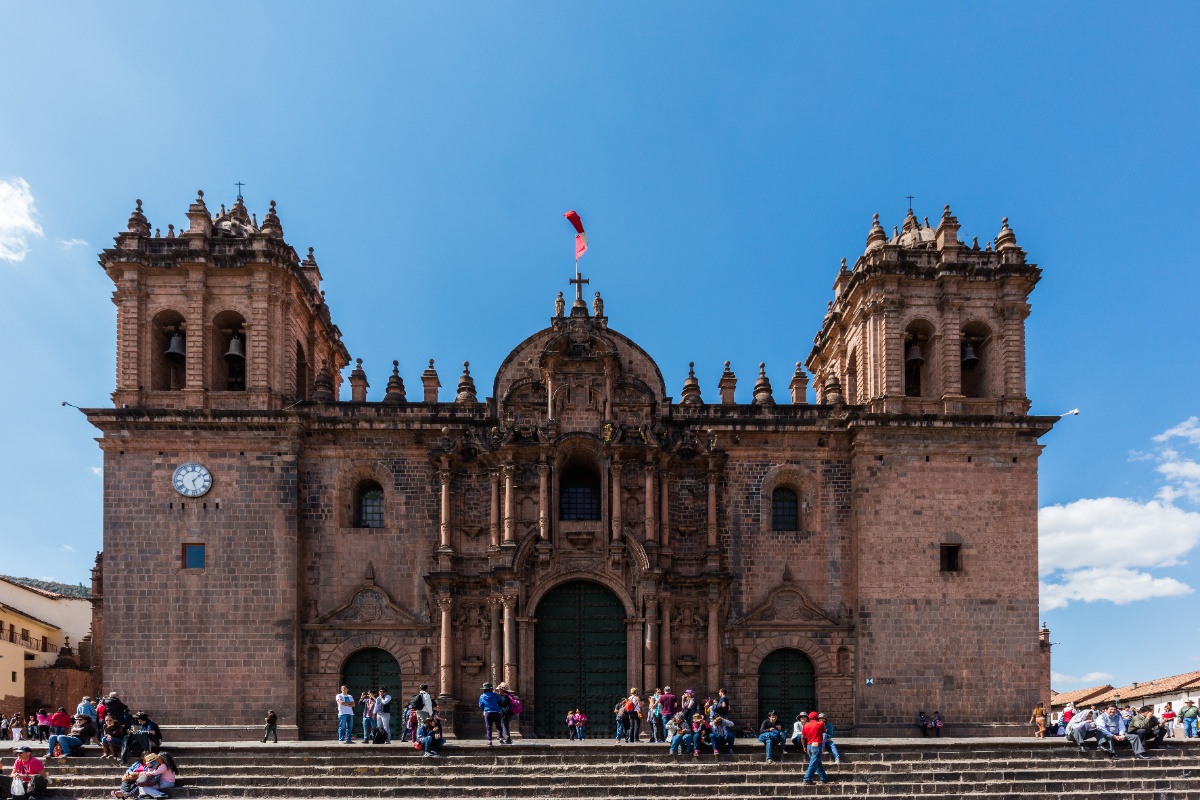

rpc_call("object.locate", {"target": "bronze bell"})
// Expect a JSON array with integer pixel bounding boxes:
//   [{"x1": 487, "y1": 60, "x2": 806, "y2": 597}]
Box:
[
  {"x1": 224, "y1": 333, "x2": 246, "y2": 363},
  {"x1": 905, "y1": 340, "x2": 924, "y2": 367},
  {"x1": 164, "y1": 332, "x2": 186, "y2": 363},
  {"x1": 961, "y1": 343, "x2": 980, "y2": 370}
]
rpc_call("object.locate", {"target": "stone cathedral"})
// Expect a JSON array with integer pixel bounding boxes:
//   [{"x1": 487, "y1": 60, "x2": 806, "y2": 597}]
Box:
[{"x1": 86, "y1": 192, "x2": 1055, "y2": 740}]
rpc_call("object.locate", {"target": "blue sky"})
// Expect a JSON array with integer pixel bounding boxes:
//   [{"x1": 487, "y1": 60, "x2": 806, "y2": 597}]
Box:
[{"x1": 1, "y1": 3, "x2": 1197, "y2": 694}]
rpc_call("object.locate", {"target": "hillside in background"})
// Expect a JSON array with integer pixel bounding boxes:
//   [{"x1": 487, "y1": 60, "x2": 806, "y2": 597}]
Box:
[{"x1": 1, "y1": 575, "x2": 91, "y2": 599}]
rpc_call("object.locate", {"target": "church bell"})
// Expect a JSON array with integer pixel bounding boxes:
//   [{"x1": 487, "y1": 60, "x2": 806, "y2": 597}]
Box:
[
  {"x1": 905, "y1": 340, "x2": 924, "y2": 367},
  {"x1": 164, "y1": 332, "x2": 186, "y2": 363},
  {"x1": 961, "y1": 343, "x2": 980, "y2": 370},
  {"x1": 224, "y1": 333, "x2": 246, "y2": 363}
]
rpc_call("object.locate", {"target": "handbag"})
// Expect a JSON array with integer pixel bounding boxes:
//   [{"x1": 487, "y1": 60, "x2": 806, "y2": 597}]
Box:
[{"x1": 11, "y1": 777, "x2": 26, "y2": 797}]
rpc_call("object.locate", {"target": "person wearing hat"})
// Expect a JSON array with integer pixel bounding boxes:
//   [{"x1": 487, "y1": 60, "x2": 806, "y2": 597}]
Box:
[
  {"x1": 76, "y1": 696, "x2": 98, "y2": 725},
  {"x1": 800, "y1": 711, "x2": 829, "y2": 784},
  {"x1": 478, "y1": 682, "x2": 504, "y2": 745},
  {"x1": 818, "y1": 712, "x2": 841, "y2": 764},
  {"x1": 495, "y1": 683, "x2": 517, "y2": 745},
  {"x1": 9, "y1": 745, "x2": 48, "y2": 799},
  {"x1": 1180, "y1": 700, "x2": 1200, "y2": 739}
]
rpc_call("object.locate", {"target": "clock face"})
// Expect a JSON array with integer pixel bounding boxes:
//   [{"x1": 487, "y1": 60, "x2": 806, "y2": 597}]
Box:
[{"x1": 172, "y1": 462, "x2": 213, "y2": 498}]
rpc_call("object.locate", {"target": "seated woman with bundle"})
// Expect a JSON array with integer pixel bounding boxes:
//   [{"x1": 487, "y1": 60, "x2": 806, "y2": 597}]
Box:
[
  {"x1": 111, "y1": 751, "x2": 177, "y2": 798},
  {"x1": 101, "y1": 714, "x2": 129, "y2": 761}
]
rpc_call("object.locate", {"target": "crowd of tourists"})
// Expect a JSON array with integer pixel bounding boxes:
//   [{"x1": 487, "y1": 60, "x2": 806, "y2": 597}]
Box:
[
  {"x1": 334, "y1": 682, "x2": 447, "y2": 756},
  {"x1": 2, "y1": 691, "x2": 177, "y2": 798},
  {"x1": 1053, "y1": 699, "x2": 1198, "y2": 759}
]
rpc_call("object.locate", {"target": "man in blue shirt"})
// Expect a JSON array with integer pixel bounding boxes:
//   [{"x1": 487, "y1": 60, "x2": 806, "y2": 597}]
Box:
[{"x1": 478, "y1": 682, "x2": 504, "y2": 746}]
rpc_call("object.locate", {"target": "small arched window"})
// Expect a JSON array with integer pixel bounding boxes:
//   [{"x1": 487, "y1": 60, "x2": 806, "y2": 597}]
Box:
[
  {"x1": 771, "y1": 487, "x2": 799, "y2": 531},
  {"x1": 356, "y1": 481, "x2": 385, "y2": 528},
  {"x1": 560, "y1": 466, "x2": 601, "y2": 521}
]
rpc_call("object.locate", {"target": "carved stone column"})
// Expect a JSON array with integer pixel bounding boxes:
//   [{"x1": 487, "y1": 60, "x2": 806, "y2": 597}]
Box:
[
  {"x1": 537, "y1": 462, "x2": 549, "y2": 540},
  {"x1": 438, "y1": 466, "x2": 453, "y2": 552},
  {"x1": 503, "y1": 596, "x2": 518, "y2": 689},
  {"x1": 489, "y1": 469, "x2": 501, "y2": 549},
  {"x1": 705, "y1": 597, "x2": 720, "y2": 693},
  {"x1": 488, "y1": 597, "x2": 503, "y2": 684},
  {"x1": 644, "y1": 462, "x2": 657, "y2": 545},
  {"x1": 438, "y1": 595, "x2": 455, "y2": 699},
  {"x1": 706, "y1": 467, "x2": 719, "y2": 549},
  {"x1": 659, "y1": 598, "x2": 672, "y2": 691},
  {"x1": 659, "y1": 467, "x2": 670, "y2": 546},
  {"x1": 643, "y1": 597, "x2": 658, "y2": 691},
  {"x1": 610, "y1": 460, "x2": 623, "y2": 541},
  {"x1": 502, "y1": 464, "x2": 516, "y2": 545}
]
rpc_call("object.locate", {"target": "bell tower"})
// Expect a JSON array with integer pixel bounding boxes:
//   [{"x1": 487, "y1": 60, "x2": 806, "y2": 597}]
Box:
[
  {"x1": 806, "y1": 205, "x2": 1039, "y2": 415},
  {"x1": 101, "y1": 191, "x2": 349, "y2": 410}
]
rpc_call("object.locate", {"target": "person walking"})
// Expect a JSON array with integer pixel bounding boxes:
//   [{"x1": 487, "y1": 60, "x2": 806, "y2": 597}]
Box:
[
  {"x1": 478, "y1": 682, "x2": 505, "y2": 745},
  {"x1": 800, "y1": 712, "x2": 829, "y2": 785},
  {"x1": 262, "y1": 710, "x2": 278, "y2": 743},
  {"x1": 1030, "y1": 702, "x2": 1047, "y2": 737},
  {"x1": 335, "y1": 685, "x2": 355, "y2": 743}
]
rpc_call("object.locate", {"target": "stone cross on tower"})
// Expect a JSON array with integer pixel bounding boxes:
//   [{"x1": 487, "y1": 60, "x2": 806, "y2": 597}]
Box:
[{"x1": 570, "y1": 268, "x2": 590, "y2": 314}]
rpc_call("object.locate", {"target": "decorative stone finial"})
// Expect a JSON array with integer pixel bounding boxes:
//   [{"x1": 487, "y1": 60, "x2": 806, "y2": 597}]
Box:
[
  {"x1": 384, "y1": 360, "x2": 407, "y2": 404},
  {"x1": 865, "y1": 213, "x2": 887, "y2": 252},
  {"x1": 421, "y1": 359, "x2": 441, "y2": 403},
  {"x1": 261, "y1": 199, "x2": 283, "y2": 238},
  {"x1": 753, "y1": 362, "x2": 775, "y2": 406},
  {"x1": 935, "y1": 204, "x2": 960, "y2": 250},
  {"x1": 718, "y1": 361, "x2": 737, "y2": 405},
  {"x1": 680, "y1": 361, "x2": 703, "y2": 405},
  {"x1": 349, "y1": 358, "x2": 369, "y2": 403},
  {"x1": 971, "y1": 236, "x2": 980, "y2": 251},
  {"x1": 167, "y1": 224, "x2": 175, "y2": 238},
  {"x1": 995, "y1": 216, "x2": 1018, "y2": 250},
  {"x1": 789, "y1": 362, "x2": 809, "y2": 405},
  {"x1": 823, "y1": 373, "x2": 844, "y2": 406},
  {"x1": 840, "y1": 257, "x2": 848, "y2": 271},
  {"x1": 555, "y1": 291, "x2": 565, "y2": 318},
  {"x1": 126, "y1": 199, "x2": 150, "y2": 235},
  {"x1": 312, "y1": 360, "x2": 335, "y2": 402},
  {"x1": 456, "y1": 361, "x2": 478, "y2": 404},
  {"x1": 154, "y1": 228, "x2": 160, "y2": 238},
  {"x1": 185, "y1": 191, "x2": 212, "y2": 236}
]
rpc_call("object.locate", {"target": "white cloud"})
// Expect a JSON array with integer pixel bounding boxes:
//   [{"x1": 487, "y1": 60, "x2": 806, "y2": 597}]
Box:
[
  {"x1": 0, "y1": 177, "x2": 43, "y2": 262},
  {"x1": 59, "y1": 238, "x2": 88, "y2": 248},
  {"x1": 60, "y1": 544, "x2": 76, "y2": 553},
  {"x1": 1041, "y1": 566, "x2": 1193, "y2": 611},
  {"x1": 1040, "y1": 417, "x2": 1200, "y2": 610},
  {"x1": 1052, "y1": 670, "x2": 1114, "y2": 687},
  {"x1": 89, "y1": 466, "x2": 103, "y2": 477},
  {"x1": 1154, "y1": 417, "x2": 1200, "y2": 446},
  {"x1": 1039, "y1": 498, "x2": 1200, "y2": 575}
]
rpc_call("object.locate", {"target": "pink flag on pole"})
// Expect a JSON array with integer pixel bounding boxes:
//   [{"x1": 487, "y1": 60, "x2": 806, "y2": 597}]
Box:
[{"x1": 564, "y1": 210, "x2": 588, "y2": 260}]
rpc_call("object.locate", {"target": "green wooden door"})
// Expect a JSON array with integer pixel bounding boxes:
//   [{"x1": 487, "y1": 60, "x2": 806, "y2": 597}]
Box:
[
  {"x1": 534, "y1": 581, "x2": 626, "y2": 739},
  {"x1": 757, "y1": 648, "x2": 817, "y2": 725},
  {"x1": 342, "y1": 648, "x2": 402, "y2": 741}
]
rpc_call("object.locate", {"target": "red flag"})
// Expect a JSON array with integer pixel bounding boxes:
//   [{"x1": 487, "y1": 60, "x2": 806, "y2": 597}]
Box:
[{"x1": 564, "y1": 210, "x2": 588, "y2": 260}]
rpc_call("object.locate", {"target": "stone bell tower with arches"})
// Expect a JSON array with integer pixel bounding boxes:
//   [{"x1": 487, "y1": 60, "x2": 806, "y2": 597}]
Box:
[{"x1": 101, "y1": 191, "x2": 349, "y2": 411}]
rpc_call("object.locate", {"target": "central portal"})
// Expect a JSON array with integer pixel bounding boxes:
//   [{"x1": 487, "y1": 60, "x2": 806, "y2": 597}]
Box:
[{"x1": 534, "y1": 580, "x2": 626, "y2": 739}]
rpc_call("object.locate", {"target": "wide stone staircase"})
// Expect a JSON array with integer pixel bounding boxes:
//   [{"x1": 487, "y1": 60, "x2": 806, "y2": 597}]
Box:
[{"x1": 25, "y1": 738, "x2": 1200, "y2": 799}]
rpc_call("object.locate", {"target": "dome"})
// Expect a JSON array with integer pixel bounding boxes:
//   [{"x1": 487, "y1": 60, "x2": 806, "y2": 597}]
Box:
[{"x1": 891, "y1": 209, "x2": 937, "y2": 249}]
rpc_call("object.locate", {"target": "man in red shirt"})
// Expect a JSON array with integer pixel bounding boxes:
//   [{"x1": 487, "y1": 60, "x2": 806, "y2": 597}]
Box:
[
  {"x1": 801, "y1": 711, "x2": 828, "y2": 785},
  {"x1": 10, "y1": 745, "x2": 48, "y2": 799}
]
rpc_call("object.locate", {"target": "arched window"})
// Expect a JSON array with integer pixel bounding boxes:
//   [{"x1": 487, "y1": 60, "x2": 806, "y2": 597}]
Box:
[
  {"x1": 356, "y1": 481, "x2": 385, "y2": 528},
  {"x1": 559, "y1": 466, "x2": 600, "y2": 521},
  {"x1": 294, "y1": 342, "x2": 309, "y2": 400},
  {"x1": 771, "y1": 487, "x2": 799, "y2": 531},
  {"x1": 211, "y1": 310, "x2": 247, "y2": 392},
  {"x1": 961, "y1": 322, "x2": 991, "y2": 399},
  {"x1": 904, "y1": 320, "x2": 936, "y2": 398}
]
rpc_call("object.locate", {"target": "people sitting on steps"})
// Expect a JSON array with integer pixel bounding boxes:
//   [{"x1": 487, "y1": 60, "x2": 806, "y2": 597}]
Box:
[
  {"x1": 111, "y1": 751, "x2": 178, "y2": 799},
  {"x1": 418, "y1": 712, "x2": 446, "y2": 758}
]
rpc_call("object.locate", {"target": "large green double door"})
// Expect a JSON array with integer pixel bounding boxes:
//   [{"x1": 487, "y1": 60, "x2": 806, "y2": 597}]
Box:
[
  {"x1": 342, "y1": 648, "x2": 402, "y2": 741},
  {"x1": 757, "y1": 648, "x2": 817, "y2": 724},
  {"x1": 534, "y1": 581, "x2": 627, "y2": 739}
]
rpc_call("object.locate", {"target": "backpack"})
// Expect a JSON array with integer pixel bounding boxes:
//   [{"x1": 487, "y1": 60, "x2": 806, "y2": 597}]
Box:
[
  {"x1": 410, "y1": 693, "x2": 424, "y2": 712},
  {"x1": 372, "y1": 727, "x2": 387, "y2": 745},
  {"x1": 509, "y1": 696, "x2": 523, "y2": 715}
]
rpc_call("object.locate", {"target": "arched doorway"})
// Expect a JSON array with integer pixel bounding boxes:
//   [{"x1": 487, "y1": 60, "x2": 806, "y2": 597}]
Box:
[
  {"x1": 342, "y1": 647, "x2": 402, "y2": 741},
  {"x1": 534, "y1": 580, "x2": 626, "y2": 739},
  {"x1": 757, "y1": 648, "x2": 817, "y2": 724}
]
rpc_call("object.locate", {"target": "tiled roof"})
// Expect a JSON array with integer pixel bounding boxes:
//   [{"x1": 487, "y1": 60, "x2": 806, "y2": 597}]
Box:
[
  {"x1": 1088, "y1": 670, "x2": 1200, "y2": 706},
  {"x1": 1049, "y1": 684, "x2": 1113, "y2": 708}
]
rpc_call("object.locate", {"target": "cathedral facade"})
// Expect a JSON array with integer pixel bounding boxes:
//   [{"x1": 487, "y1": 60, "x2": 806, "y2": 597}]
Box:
[{"x1": 86, "y1": 193, "x2": 1054, "y2": 739}]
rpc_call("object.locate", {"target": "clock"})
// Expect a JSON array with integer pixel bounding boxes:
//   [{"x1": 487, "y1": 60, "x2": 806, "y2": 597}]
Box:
[{"x1": 172, "y1": 462, "x2": 213, "y2": 498}]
